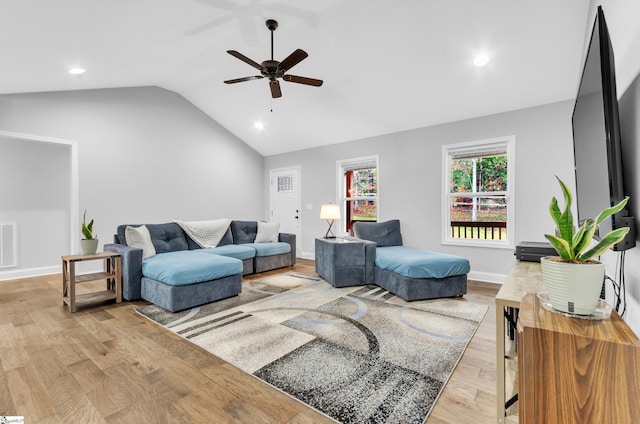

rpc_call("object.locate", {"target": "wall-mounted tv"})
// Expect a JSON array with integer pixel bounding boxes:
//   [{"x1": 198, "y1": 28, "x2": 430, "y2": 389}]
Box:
[{"x1": 572, "y1": 6, "x2": 635, "y2": 251}]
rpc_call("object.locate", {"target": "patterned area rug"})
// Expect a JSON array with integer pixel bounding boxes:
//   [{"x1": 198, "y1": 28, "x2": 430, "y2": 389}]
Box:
[{"x1": 137, "y1": 274, "x2": 488, "y2": 424}]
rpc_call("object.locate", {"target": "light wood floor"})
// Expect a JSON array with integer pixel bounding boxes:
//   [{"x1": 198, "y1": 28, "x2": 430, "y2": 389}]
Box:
[{"x1": 0, "y1": 259, "x2": 500, "y2": 423}]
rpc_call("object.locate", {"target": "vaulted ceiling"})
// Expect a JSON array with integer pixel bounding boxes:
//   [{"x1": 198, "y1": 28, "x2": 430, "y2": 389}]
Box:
[{"x1": 0, "y1": 0, "x2": 589, "y2": 155}]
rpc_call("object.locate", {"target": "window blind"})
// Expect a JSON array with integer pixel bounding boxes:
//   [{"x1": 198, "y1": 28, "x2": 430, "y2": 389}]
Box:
[
  {"x1": 342, "y1": 159, "x2": 377, "y2": 172},
  {"x1": 449, "y1": 142, "x2": 507, "y2": 160}
]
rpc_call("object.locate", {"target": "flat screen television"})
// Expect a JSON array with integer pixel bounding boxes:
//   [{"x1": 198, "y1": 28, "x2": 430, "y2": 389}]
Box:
[{"x1": 572, "y1": 6, "x2": 635, "y2": 251}]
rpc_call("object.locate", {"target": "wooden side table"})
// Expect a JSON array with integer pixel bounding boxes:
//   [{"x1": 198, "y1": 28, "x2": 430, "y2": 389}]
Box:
[
  {"x1": 495, "y1": 261, "x2": 545, "y2": 423},
  {"x1": 61, "y1": 251, "x2": 122, "y2": 312}
]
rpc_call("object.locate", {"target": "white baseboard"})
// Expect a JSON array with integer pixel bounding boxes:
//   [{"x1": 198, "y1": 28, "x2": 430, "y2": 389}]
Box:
[
  {"x1": 0, "y1": 265, "x2": 59, "y2": 281},
  {"x1": 299, "y1": 251, "x2": 315, "y2": 260},
  {"x1": 468, "y1": 270, "x2": 506, "y2": 284}
]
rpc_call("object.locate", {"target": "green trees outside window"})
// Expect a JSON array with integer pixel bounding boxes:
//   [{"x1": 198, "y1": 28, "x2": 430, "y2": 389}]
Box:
[{"x1": 448, "y1": 150, "x2": 510, "y2": 241}]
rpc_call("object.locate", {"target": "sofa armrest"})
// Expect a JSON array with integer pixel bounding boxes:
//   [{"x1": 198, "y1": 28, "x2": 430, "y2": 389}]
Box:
[
  {"x1": 343, "y1": 236, "x2": 376, "y2": 283},
  {"x1": 278, "y1": 233, "x2": 296, "y2": 266},
  {"x1": 104, "y1": 243, "x2": 143, "y2": 301}
]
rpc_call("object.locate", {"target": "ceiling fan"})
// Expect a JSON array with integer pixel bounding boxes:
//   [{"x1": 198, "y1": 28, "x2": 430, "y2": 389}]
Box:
[{"x1": 224, "y1": 19, "x2": 323, "y2": 99}]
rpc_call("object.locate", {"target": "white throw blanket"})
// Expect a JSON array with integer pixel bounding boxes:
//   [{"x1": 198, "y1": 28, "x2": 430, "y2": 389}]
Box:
[{"x1": 174, "y1": 218, "x2": 231, "y2": 248}]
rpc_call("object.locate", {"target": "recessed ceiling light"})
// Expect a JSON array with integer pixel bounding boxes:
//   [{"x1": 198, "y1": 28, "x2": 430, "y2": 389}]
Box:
[
  {"x1": 473, "y1": 54, "x2": 490, "y2": 67},
  {"x1": 254, "y1": 121, "x2": 265, "y2": 131},
  {"x1": 69, "y1": 67, "x2": 86, "y2": 75}
]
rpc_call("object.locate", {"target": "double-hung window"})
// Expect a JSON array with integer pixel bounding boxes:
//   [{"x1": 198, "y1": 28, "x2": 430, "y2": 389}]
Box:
[
  {"x1": 337, "y1": 155, "x2": 379, "y2": 234},
  {"x1": 442, "y1": 136, "x2": 515, "y2": 248}
]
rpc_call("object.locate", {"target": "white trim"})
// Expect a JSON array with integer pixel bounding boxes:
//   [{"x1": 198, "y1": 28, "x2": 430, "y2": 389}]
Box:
[
  {"x1": 442, "y1": 136, "x2": 516, "y2": 249},
  {"x1": 442, "y1": 238, "x2": 514, "y2": 249},
  {"x1": 468, "y1": 270, "x2": 507, "y2": 284},
  {"x1": 0, "y1": 130, "x2": 80, "y2": 254},
  {"x1": 336, "y1": 154, "x2": 380, "y2": 236},
  {"x1": 300, "y1": 251, "x2": 315, "y2": 260},
  {"x1": 0, "y1": 266, "x2": 59, "y2": 282}
]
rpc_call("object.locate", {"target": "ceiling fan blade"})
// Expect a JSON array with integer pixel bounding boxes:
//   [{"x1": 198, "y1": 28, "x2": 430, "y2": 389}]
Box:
[
  {"x1": 283, "y1": 74, "x2": 323, "y2": 87},
  {"x1": 227, "y1": 50, "x2": 264, "y2": 71},
  {"x1": 224, "y1": 76, "x2": 264, "y2": 84},
  {"x1": 278, "y1": 49, "x2": 308, "y2": 72},
  {"x1": 270, "y1": 80, "x2": 282, "y2": 98}
]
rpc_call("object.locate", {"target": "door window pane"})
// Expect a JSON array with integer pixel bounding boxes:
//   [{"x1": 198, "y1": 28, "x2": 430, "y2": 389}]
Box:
[{"x1": 277, "y1": 175, "x2": 294, "y2": 192}]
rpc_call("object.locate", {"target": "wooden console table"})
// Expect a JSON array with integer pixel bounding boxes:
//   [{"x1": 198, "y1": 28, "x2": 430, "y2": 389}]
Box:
[
  {"x1": 495, "y1": 261, "x2": 544, "y2": 423},
  {"x1": 62, "y1": 251, "x2": 122, "y2": 312},
  {"x1": 518, "y1": 292, "x2": 640, "y2": 423}
]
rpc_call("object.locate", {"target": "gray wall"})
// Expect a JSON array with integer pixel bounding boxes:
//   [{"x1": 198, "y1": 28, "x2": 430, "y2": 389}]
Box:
[
  {"x1": 0, "y1": 86, "x2": 264, "y2": 278},
  {"x1": 0, "y1": 137, "x2": 71, "y2": 271},
  {"x1": 265, "y1": 100, "x2": 575, "y2": 282}
]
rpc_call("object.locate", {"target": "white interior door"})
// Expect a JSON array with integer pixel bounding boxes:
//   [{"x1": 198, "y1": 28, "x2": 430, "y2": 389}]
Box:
[{"x1": 270, "y1": 166, "x2": 301, "y2": 257}]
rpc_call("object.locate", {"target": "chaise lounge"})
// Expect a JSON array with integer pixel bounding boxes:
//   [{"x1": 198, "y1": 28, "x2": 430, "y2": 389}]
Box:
[{"x1": 353, "y1": 219, "x2": 469, "y2": 301}]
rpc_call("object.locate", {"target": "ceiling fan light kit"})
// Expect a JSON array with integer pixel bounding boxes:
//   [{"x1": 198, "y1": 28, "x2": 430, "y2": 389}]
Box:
[{"x1": 224, "y1": 19, "x2": 323, "y2": 99}]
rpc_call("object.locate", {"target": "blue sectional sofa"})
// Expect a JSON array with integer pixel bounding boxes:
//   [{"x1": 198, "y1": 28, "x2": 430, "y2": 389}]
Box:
[
  {"x1": 353, "y1": 220, "x2": 469, "y2": 301},
  {"x1": 104, "y1": 220, "x2": 296, "y2": 312}
]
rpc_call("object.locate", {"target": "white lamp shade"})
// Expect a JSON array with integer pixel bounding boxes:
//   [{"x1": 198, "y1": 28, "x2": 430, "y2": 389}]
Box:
[{"x1": 320, "y1": 204, "x2": 341, "y2": 220}]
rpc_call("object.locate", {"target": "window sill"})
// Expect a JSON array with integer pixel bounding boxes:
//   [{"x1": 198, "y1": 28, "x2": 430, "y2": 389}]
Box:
[{"x1": 441, "y1": 238, "x2": 514, "y2": 250}]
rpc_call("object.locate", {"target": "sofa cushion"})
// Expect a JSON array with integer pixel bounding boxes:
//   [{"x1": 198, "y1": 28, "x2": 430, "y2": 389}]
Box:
[
  {"x1": 353, "y1": 219, "x2": 403, "y2": 247},
  {"x1": 125, "y1": 225, "x2": 156, "y2": 260},
  {"x1": 255, "y1": 221, "x2": 280, "y2": 243},
  {"x1": 375, "y1": 246, "x2": 470, "y2": 279},
  {"x1": 231, "y1": 221, "x2": 258, "y2": 244},
  {"x1": 117, "y1": 223, "x2": 188, "y2": 253},
  {"x1": 142, "y1": 250, "x2": 242, "y2": 286},
  {"x1": 200, "y1": 244, "x2": 256, "y2": 260},
  {"x1": 244, "y1": 242, "x2": 291, "y2": 257}
]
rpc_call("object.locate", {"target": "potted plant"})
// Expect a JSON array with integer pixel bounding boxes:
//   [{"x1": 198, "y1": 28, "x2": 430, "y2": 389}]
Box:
[
  {"x1": 542, "y1": 176, "x2": 630, "y2": 315},
  {"x1": 80, "y1": 210, "x2": 99, "y2": 255}
]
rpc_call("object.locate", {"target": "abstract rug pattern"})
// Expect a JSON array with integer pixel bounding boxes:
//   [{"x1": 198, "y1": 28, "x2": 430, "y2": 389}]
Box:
[{"x1": 137, "y1": 274, "x2": 487, "y2": 424}]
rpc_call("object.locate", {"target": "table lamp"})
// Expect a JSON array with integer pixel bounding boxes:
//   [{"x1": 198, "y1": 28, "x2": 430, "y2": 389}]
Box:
[{"x1": 320, "y1": 203, "x2": 340, "y2": 238}]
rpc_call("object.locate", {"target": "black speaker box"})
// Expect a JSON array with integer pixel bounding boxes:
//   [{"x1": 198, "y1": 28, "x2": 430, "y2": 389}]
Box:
[{"x1": 514, "y1": 241, "x2": 556, "y2": 262}]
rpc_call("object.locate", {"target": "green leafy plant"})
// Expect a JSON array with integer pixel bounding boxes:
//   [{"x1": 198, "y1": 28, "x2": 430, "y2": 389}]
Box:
[
  {"x1": 544, "y1": 176, "x2": 630, "y2": 262},
  {"x1": 81, "y1": 210, "x2": 96, "y2": 240}
]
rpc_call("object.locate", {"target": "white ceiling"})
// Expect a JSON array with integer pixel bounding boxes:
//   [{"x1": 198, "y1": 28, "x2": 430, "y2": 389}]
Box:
[{"x1": 0, "y1": 0, "x2": 590, "y2": 156}]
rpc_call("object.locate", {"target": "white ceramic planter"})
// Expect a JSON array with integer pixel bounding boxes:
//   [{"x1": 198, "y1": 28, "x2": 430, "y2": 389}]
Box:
[
  {"x1": 540, "y1": 256, "x2": 605, "y2": 315},
  {"x1": 80, "y1": 239, "x2": 99, "y2": 255}
]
